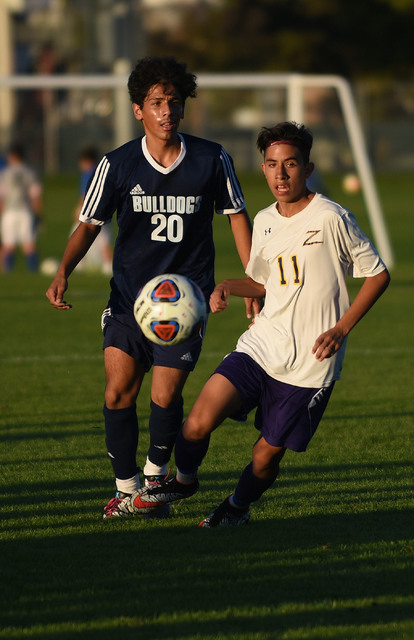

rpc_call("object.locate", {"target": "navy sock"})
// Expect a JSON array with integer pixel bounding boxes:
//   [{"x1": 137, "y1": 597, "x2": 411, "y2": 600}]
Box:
[
  {"x1": 103, "y1": 404, "x2": 138, "y2": 479},
  {"x1": 3, "y1": 253, "x2": 15, "y2": 272},
  {"x1": 233, "y1": 462, "x2": 278, "y2": 508},
  {"x1": 175, "y1": 428, "x2": 210, "y2": 474},
  {"x1": 25, "y1": 252, "x2": 38, "y2": 272},
  {"x1": 147, "y1": 398, "x2": 183, "y2": 467}
]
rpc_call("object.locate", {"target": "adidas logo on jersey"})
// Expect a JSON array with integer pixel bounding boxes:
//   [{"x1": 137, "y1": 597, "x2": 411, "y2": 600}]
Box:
[
  {"x1": 130, "y1": 183, "x2": 145, "y2": 195},
  {"x1": 180, "y1": 352, "x2": 193, "y2": 362}
]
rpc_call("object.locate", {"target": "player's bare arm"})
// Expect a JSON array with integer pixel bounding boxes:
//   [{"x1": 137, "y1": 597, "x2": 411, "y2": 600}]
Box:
[
  {"x1": 228, "y1": 210, "x2": 263, "y2": 318},
  {"x1": 228, "y1": 210, "x2": 252, "y2": 267},
  {"x1": 46, "y1": 222, "x2": 101, "y2": 310},
  {"x1": 313, "y1": 268, "x2": 390, "y2": 361},
  {"x1": 210, "y1": 277, "x2": 266, "y2": 314}
]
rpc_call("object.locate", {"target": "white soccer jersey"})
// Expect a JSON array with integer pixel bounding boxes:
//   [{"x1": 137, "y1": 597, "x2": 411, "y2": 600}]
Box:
[
  {"x1": 0, "y1": 164, "x2": 40, "y2": 212},
  {"x1": 236, "y1": 193, "x2": 387, "y2": 388}
]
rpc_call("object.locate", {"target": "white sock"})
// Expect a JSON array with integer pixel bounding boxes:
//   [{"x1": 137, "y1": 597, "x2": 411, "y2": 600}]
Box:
[
  {"x1": 116, "y1": 472, "x2": 140, "y2": 494},
  {"x1": 143, "y1": 457, "x2": 168, "y2": 478}
]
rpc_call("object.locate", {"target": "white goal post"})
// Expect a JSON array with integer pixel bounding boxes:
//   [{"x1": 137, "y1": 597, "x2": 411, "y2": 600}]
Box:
[{"x1": 0, "y1": 71, "x2": 394, "y2": 267}]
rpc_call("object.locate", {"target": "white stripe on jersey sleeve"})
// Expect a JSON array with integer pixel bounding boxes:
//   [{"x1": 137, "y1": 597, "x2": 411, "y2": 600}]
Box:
[
  {"x1": 220, "y1": 148, "x2": 244, "y2": 209},
  {"x1": 79, "y1": 156, "x2": 110, "y2": 224}
]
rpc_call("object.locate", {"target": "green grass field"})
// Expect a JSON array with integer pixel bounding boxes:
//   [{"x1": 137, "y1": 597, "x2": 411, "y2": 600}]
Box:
[{"x1": 1, "y1": 172, "x2": 413, "y2": 639}]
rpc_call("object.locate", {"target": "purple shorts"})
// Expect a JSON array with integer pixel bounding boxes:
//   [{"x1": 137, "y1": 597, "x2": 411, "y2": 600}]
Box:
[
  {"x1": 214, "y1": 351, "x2": 334, "y2": 452},
  {"x1": 101, "y1": 307, "x2": 206, "y2": 372}
]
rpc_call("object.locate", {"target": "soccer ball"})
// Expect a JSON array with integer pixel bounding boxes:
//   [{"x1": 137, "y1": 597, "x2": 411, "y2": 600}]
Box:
[
  {"x1": 134, "y1": 274, "x2": 206, "y2": 346},
  {"x1": 342, "y1": 173, "x2": 361, "y2": 194},
  {"x1": 39, "y1": 257, "x2": 60, "y2": 276}
]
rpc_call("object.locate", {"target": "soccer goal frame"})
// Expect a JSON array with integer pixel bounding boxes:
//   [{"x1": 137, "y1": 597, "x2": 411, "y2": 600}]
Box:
[{"x1": 0, "y1": 71, "x2": 394, "y2": 267}]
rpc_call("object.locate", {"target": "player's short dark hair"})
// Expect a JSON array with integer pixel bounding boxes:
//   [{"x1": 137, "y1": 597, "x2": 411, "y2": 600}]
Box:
[
  {"x1": 8, "y1": 142, "x2": 25, "y2": 159},
  {"x1": 128, "y1": 56, "x2": 197, "y2": 107},
  {"x1": 257, "y1": 122, "x2": 313, "y2": 164}
]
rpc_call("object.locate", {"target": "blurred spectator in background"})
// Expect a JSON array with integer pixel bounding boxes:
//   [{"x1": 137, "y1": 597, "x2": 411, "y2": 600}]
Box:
[
  {"x1": 13, "y1": 42, "x2": 68, "y2": 171},
  {"x1": 35, "y1": 42, "x2": 68, "y2": 109},
  {"x1": 0, "y1": 144, "x2": 42, "y2": 273},
  {"x1": 73, "y1": 146, "x2": 113, "y2": 275}
]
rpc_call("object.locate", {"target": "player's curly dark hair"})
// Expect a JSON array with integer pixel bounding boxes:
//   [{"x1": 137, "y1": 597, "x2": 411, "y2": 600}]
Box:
[
  {"x1": 257, "y1": 122, "x2": 313, "y2": 164},
  {"x1": 128, "y1": 56, "x2": 197, "y2": 107}
]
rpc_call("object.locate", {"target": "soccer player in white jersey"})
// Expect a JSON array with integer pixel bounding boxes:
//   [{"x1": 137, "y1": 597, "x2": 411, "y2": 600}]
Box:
[
  {"x1": 46, "y1": 57, "x2": 259, "y2": 518},
  {"x1": 121, "y1": 121, "x2": 391, "y2": 527},
  {"x1": 0, "y1": 144, "x2": 42, "y2": 272}
]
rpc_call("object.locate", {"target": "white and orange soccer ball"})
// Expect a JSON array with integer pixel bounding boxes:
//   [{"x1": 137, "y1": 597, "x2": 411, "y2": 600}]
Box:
[
  {"x1": 342, "y1": 173, "x2": 361, "y2": 194},
  {"x1": 134, "y1": 274, "x2": 206, "y2": 346}
]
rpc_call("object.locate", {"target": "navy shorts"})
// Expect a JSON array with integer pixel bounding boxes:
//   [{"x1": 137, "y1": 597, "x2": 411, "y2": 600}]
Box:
[
  {"x1": 101, "y1": 306, "x2": 207, "y2": 372},
  {"x1": 214, "y1": 351, "x2": 334, "y2": 452}
]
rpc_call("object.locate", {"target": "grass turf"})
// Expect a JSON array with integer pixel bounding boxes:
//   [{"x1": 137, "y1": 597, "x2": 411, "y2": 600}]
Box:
[{"x1": 0, "y1": 172, "x2": 413, "y2": 639}]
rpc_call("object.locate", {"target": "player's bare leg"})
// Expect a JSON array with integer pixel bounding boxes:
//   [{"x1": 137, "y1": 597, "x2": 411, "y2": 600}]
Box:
[
  {"x1": 151, "y1": 365, "x2": 189, "y2": 406},
  {"x1": 104, "y1": 346, "x2": 146, "y2": 409},
  {"x1": 183, "y1": 373, "x2": 243, "y2": 439},
  {"x1": 251, "y1": 437, "x2": 286, "y2": 479}
]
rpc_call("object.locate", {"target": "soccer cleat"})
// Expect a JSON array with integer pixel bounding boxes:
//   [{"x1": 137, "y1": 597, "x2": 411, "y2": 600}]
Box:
[
  {"x1": 124, "y1": 475, "x2": 199, "y2": 514},
  {"x1": 102, "y1": 490, "x2": 131, "y2": 519},
  {"x1": 142, "y1": 474, "x2": 171, "y2": 518},
  {"x1": 198, "y1": 496, "x2": 250, "y2": 528}
]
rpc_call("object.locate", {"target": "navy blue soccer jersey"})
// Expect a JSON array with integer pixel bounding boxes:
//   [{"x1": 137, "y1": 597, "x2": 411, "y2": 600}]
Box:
[{"x1": 79, "y1": 133, "x2": 246, "y2": 313}]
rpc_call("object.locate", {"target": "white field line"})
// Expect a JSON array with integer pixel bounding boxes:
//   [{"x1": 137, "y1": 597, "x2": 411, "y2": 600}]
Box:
[{"x1": 0, "y1": 347, "x2": 408, "y2": 364}]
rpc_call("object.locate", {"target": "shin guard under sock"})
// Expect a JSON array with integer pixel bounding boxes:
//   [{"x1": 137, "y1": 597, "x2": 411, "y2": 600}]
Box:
[
  {"x1": 103, "y1": 404, "x2": 138, "y2": 480},
  {"x1": 233, "y1": 461, "x2": 278, "y2": 507},
  {"x1": 175, "y1": 428, "x2": 210, "y2": 474},
  {"x1": 147, "y1": 398, "x2": 183, "y2": 468}
]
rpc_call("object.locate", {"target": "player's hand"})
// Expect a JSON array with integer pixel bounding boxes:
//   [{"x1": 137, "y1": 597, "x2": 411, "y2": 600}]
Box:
[
  {"x1": 45, "y1": 274, "x2": 72, "y2": 310},
  {"x1": 244, "y1": 297, "x2": 263, "y2": 320},
  {"x1": 209, "y1": 283, "x2": 230, "y2": 314},
  {"x1": 312, "y1": 325, "x2": 345, "y2": 361}
]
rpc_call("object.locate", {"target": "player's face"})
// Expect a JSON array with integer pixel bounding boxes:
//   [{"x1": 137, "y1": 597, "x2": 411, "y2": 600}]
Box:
[
  {"x1": 261, "y1": 143, "x2": 314, "y2": 209},
  {"x1": 132, "y1": 83, "x2": 184, "y2": 142}
]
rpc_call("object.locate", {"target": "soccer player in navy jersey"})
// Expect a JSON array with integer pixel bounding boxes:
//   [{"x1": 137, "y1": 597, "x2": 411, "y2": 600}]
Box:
[{"x1": 46, "y1": 56, "x2": 259, "y2": 518}]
